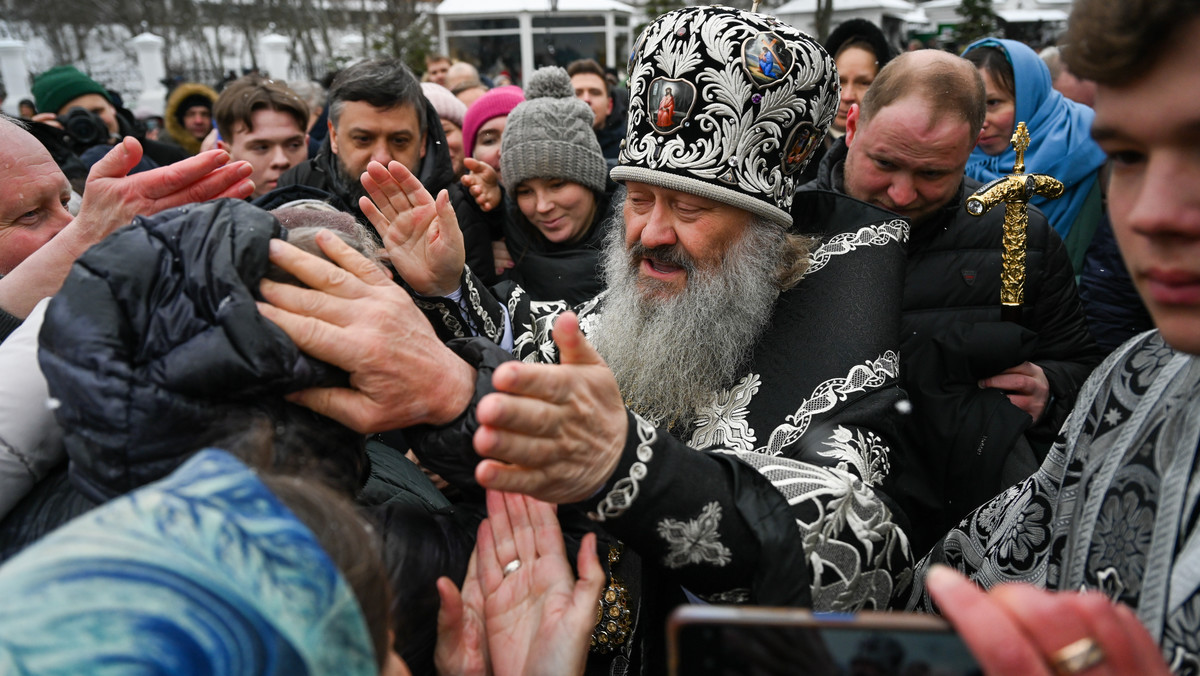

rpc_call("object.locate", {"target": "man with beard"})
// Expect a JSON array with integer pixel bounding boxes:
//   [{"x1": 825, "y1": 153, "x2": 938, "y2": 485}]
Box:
[
  {"x1": 268, "y1": 58, "x2": 498, "y2": 282},
  {"x1": 259, "y1": 7, "x2": 914, "y2": 673}
]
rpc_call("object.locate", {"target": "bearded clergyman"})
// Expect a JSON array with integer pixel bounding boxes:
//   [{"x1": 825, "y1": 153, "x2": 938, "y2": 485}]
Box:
[{"x1": 259, "y1": 7, "x2": 917, "y2": 674}]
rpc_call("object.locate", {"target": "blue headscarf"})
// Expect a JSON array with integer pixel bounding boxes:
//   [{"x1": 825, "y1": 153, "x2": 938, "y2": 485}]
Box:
[
  {"x1": 0, "y1": 450, "x2": 378, "y2": 676},
  {"x1": 963, "y1": 38, "x2": 1107, "y2": 240}
]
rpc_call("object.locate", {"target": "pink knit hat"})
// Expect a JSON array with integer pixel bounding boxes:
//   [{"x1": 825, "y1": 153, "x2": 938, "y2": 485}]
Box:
[
  {"x1": 462, "y1": 85, "x2": 525, "y2": 158},
  {"x1": 421, "y1": 82, "x2": 467, "y2": 129}
]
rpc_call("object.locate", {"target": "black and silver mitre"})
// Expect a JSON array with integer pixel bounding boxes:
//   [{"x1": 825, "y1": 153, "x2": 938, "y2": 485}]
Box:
[{"x1": 612, "y1": 5, "x2": 838, "y2": 228}]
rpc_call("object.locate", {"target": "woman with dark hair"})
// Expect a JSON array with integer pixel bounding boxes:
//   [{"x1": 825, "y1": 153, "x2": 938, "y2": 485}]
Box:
[
  {"x1": 962, "y1": 39, "x2": 1108, "y2": 272},
  {"x1": 796, "y1": 18, "x2": 896, "y2": 184}
]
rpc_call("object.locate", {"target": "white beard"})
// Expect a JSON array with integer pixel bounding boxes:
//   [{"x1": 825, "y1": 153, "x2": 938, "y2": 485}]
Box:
[{"x1": 590, "y1": 199, "x2": 786, "y2": 428}]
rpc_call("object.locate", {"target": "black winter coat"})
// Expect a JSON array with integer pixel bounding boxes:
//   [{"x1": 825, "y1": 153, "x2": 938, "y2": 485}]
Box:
[
  {"x1": 271, "y1": 97, "x2": 501, "y2": 285},
  {"x1": 38, "y1": 199, "x2": 362, "y2": 504},
  {"x1": 1078, "y1": 214, "x2": 1154, "y2": 352},
  {"x1": 801, "y1": 138, "x2": 1105, "y2": 551}
]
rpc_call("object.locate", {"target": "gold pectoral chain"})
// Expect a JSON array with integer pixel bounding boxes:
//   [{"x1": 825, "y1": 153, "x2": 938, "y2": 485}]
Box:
[{"x1": 590, "y1": 542, "x2": 632, "y2": 653}]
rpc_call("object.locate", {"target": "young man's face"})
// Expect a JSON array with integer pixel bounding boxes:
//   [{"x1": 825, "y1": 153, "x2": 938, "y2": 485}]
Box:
[
  {"x1": 183, "y1": 104, "x2": 213, "y2": 140},
  {"x1": 570, "y1": 72, "x2": 612, "y2": 130},
  {"x1": 1093, "y1": 17, "x2": 1200, "y2": 355},
  {"x1": 219, "y1": 108, "x2": 308, "y2": 198},
  {"x1": 426, "y1": 59, "x2": 451, "y2": 86}
]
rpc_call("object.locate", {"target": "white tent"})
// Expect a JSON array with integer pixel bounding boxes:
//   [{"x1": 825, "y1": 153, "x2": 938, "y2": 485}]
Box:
[
  {"x1": 772, "y1": 0, "x2": 927, "y2": 47},
  {"x1": 436, "y1": 0, "x2": 635, "y2": 86}
]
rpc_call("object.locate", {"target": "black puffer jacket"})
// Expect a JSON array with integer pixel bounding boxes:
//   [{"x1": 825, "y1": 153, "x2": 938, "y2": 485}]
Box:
[
  {"x1": 272, "y1": 97, "x2": 500, "y2": 284},
  {"x1": 801, "y1": 138, "x2": 1105, "y2": 550},
  {"x1": 38, "y1": 199, "x2": 362, "y2": 503}
]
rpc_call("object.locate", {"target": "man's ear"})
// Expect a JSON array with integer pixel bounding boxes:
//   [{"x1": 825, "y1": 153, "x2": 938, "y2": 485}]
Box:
[
  {"x1": 607, "y1": 95, "x2": 614, "y2": 116},
  {"x1": 419, "y1": 132, "x2": 427, "y2": 159},
  {"x1": 845, "y1": 103, "x2": 861, "y2": 146},
  {"x1": 327, "y1": 119, "x2": 338, "y2": 155}
]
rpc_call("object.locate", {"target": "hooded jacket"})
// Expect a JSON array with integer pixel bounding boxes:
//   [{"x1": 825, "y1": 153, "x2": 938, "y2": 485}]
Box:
[
  {"x1": 37, "y1": 199, "x2": 364, "y2": 504},
  {"x1": 163, "y1": 82, "x2": 218, "y2": 156},
  {"x1": 274, "y1": 97, "x2": 500, "y2": 283},
  {"x1": 800, "y1": 138, "x2": 1105, "y2": 550}
]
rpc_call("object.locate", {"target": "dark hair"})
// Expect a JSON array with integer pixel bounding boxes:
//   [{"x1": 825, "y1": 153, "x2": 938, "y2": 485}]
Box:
[
  {"x1": 369, "y1": 502, "x2": 473, "y2": 676},
  {"x1": 860, "y1": 51, "x2": 986, "y2": 135},
  {"x1": 262, "y1": 474, "x2": 392, "y2": 671},
  {"x1": 197, "y1": 405, "x2": 368, "y2": 497},
  {"x1": 214, "y1": 75, "x2": 310, "y2": 142},
  {"x1": 566, "y1": 58, "x2": 609, "y2": 96},
  {"x1": 328, "y1": 58, "x2": 427, "y2": 139},
  {"x1": 836, "y1": 37, "x2": 880, "y2": 63},
  {"x1": 963, "y1": 45, "x2": 1016, "y2": 101},
  {"x1": 1064, "y1": 0, "x2": 1200, "y2": 85}
]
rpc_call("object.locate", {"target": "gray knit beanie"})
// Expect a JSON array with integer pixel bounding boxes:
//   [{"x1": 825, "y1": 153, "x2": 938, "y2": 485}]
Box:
[{"x1": 499, "y1": 67, "x2": 607, "y2": 194}]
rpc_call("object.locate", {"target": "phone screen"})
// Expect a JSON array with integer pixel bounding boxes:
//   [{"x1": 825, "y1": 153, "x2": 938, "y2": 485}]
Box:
[{"x1": 670, "y1": 607, "x2": 981, "y2": 676}]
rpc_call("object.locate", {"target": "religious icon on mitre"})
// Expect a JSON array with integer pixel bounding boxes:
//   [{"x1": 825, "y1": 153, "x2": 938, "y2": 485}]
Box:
[
  {"x1": 648, "y1": 77, "x2": 696, "y2": 134},
  {"x1": 782, "y1": 122, "x2": 820, "y2": 174},
  {"x1": 742, "y1": 31, "x2": 794, "y2": 86}
]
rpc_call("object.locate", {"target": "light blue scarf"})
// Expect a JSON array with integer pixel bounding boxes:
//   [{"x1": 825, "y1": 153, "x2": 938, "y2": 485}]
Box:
[
  {"x1": 0, "y1": 450, "x2": 378, "y2": 676},
  {"x1": 963, "y1": 38, "x2": 1107, "y2": 240}
]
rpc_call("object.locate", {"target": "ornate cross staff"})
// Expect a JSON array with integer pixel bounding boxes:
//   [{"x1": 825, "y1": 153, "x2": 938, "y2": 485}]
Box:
[{"x1": 965, "y1": 122, "x2": 1064, "y2": 323}]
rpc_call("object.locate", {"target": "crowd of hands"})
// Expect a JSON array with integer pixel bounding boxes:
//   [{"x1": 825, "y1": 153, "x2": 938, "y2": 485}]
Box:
[{"x1": 35, "y1": 140, "x2": 1173, "y2": 675}]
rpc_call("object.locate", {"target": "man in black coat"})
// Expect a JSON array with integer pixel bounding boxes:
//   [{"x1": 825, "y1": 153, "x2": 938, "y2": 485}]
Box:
[
  {"x1": 799, "y1": 49, "x2": 1105, "y2": 550},
  {"x1": 271, "y1": 58, "x2": 498, "y2": 283}
]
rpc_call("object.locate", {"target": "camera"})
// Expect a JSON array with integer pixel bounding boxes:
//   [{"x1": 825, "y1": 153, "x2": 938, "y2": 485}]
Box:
[{"x1": 57, "y1": 106, "x2": 111, "y2": 151}]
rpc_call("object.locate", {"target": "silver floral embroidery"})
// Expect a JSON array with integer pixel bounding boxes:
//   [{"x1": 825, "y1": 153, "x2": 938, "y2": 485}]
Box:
[
  {"x1": 689, "y1": 373, "x2": 761, "y2": 452},
  {"x1": 512, "y1": 300, "x2": 570, "y2": 364},
  {"x1": 462, "y1": 269, "x2": 500, "y2": 342},
  {"x1": 412, "y1": 298, "x2": 464, "y2": 338},
  {"x1": 805, "y1": 220, "x2": 909, "y2": 277},
  {"x1": 724, "y1": 449, "x2": 912, "y2": 610},
  {"x1": 621, "y1": 8, "x2": 836, "y2": 211},
  {"x1": 761, "y1": 351, "x2": 900, "y2": 455},
  {"x1": 590, "y1": 413, "x2": 657, "y2": 522},
  {"x1": 816, "y1": 425, "x2": 890, "y2": 486},
  {"x1": 658, "y1": 501, "x2": 732, "y2": 569}
]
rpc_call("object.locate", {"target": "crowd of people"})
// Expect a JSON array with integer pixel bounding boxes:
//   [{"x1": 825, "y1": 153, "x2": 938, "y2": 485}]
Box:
[{"x1": 0, "y1": 0, "x2": 1196, "y2": 673}]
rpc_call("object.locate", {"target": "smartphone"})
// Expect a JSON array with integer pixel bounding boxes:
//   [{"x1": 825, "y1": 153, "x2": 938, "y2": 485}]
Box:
[{"x1": 668, "y1": 605, "x2": 981, "y2": 676}]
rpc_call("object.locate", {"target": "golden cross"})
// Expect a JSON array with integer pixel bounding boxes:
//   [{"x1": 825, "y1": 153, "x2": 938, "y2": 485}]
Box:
[
  {"x1": 1011, "y1": 121, "x2": 1030, "y2": 175},
  {"x1": 966, "y1": 120, "x2": 1063, "y2": 323}
]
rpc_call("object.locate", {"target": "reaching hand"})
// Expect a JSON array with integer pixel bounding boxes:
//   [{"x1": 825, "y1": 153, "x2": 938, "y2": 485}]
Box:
[
  {"x1": 256, "y1": 229, "x2": 475, "y2": 432},
  {"x1": 434, "y1": 554, "x2": 489, "y2": 676},
  {"x1": 474, "y1": 312, "x2": 628, "y2": 503},
  {"x1": 67, "y1": 139, "x2": 254, "y2": 255},
  {"x1": 359, "y1": 160, "x2": 465, "y2": 297},
  {"x1": 492, "y1": 238, "x2": 515, "y2": 276},
  {"x1": 477, "y1": 491, "x2": 604, "y2": 676},
  {"x1": 979, "y1": 361, "x2": 1051, "y2": 423},
  {"x1": 461, "y1": 158, "x2": 502, "y2": 212},
  {"x1": 927, "y1": 565, "x2": 1171, "y2": 676}
]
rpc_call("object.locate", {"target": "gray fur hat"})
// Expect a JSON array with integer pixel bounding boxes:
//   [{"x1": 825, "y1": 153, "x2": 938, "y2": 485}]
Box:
[{"x1": 499, "y1": 67, "x2": 608, "y2": 194}]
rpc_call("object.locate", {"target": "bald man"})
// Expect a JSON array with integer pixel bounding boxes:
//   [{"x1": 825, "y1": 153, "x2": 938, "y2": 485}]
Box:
[
  {"x1": 799, "y1": 50, "x2": 1103, "y2": 549},
  {"x1": 0, "y1": 116, "x2": 255, "y2": 339}
]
